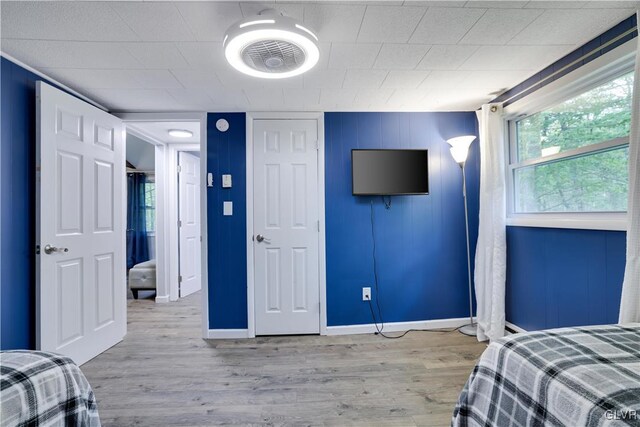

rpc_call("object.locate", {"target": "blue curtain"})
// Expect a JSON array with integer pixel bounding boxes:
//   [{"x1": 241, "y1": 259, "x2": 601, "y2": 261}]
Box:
[{"x1": 127, "y1": 173, "x2": 150, "y2": 269}]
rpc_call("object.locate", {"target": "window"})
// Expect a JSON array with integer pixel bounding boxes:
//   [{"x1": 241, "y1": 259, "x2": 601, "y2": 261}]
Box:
[
  {"x1": 508, "y1": 71, "x2": 634, "y2": 217},
  {"x1": 144, "y1": 178, "x2": 156, "y2": 233}
]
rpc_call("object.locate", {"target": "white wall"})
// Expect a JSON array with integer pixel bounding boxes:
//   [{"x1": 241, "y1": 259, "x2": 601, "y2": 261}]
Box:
[{"x1": 126, "y1": 133, "x2": 155, "y2": 171}]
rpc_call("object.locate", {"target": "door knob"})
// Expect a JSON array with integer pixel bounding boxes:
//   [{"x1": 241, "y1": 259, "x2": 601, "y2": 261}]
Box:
[
  {"x1": 44, "y1": 244, "x2": 69, "y2": 255},
  {"x1": 255, "y1": 234, "x2": 270, "y2": 243}
]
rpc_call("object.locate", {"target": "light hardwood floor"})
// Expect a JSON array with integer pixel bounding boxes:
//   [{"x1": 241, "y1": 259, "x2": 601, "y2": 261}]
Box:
[{"x1": 82, "y1": 292, "x2": 486, "y2": 426}]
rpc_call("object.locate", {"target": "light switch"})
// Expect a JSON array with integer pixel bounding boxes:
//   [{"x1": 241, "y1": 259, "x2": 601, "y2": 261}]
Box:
[
  {"x1": 222, "y1": 174, "x2": 232, "y2": 188},
  {"x1": 223, "y1": 201, "x2": 233, "y2": 216}
]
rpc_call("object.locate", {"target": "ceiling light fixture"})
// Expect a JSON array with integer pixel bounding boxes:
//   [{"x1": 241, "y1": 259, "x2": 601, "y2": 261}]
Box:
[
  {"x1": 223, "y1": 9, "x2": 320, "y2": 79},
  {"x1": 168, "y1": 129, "x2": 193, "y2": 138}
]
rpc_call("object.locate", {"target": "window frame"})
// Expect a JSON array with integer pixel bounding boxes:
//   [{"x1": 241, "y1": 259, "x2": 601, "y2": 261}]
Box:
[{"x1": 502, "y1": 39, "x2": 636, "y2": 231}]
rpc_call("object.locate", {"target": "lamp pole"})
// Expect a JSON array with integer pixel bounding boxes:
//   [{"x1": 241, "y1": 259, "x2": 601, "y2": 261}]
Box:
[
  {"x1": 446, "y1": 135, "x2": 477, "y2": 337},
  {"x1": 459, "y1": 162, "x2": 476, "y2": 336}
]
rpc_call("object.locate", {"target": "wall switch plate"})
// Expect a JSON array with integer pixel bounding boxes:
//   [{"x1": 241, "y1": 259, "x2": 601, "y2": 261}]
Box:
[
  {"x1": 222, "y1": 174, "x2": 232, "y2": 188},
  {"x1": 223, "y1": 201, "x2": 233, "y2": 216},
  {"x1": 362, "y1": 287, "x2": 371, "y2": 301}
]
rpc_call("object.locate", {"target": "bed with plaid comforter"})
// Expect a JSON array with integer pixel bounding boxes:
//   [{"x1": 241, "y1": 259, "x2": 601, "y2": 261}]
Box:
[
  {"x1": 1, "y1": 350, "x2": 101, "y2": 427},
  {"x1": 452, "y1": 324, "x2": 640, "y2": 427}
]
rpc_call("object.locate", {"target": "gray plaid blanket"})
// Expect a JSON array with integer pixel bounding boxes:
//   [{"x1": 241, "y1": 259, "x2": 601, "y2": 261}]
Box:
[
  {"x1": 452, "y1": 324, "x2": 640, "y2": 427},
  {"x1": 1, "y1": 350, "x2": 101, "y2": 427}
]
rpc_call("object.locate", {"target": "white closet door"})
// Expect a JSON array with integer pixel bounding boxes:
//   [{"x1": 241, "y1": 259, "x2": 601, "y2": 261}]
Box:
[{"x1": 253, "y1": 119, "x2": 320, "y2": 335}]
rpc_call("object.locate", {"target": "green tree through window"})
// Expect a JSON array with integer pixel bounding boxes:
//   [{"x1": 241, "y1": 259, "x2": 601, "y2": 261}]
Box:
[{"x1": 513, "y1": 71, "x2": 633, "y2": 213}]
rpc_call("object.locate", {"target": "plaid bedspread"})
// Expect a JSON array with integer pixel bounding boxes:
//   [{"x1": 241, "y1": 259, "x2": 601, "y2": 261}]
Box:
[
  {"x1": 1, "y1": 350, "x2": 101, "y2": 427},
  {"x1": 452, "y1": 324, "x2": 640, "y2": 427}
]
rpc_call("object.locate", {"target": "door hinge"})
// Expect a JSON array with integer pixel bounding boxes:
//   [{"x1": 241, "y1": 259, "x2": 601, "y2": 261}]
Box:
[
  {"x1": 177, "y1": 165, "x2": 182, "y2": 173},
  {"x1": 178, "y1": 275, "x2": 182, "y2": 283},
  {"x1": 178, "y1": 220, "x2": 182, "y2": 227},
  {"x1": 317, "y1": 220, "x2": 320, "y2": 232},
  {"x1": 315, "y1": 141, "x2": 319, "y2": 150}
]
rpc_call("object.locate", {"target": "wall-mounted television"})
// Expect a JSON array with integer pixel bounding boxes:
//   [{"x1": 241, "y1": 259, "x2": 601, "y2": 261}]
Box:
[{"x1": 352, "y1": 149, "x2": 429, "y2": 196}]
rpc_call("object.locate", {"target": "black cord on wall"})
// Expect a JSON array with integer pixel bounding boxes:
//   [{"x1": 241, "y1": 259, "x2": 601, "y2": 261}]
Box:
[{"x1": 367, "y1": 198, "x2": 464, "y2": 339}]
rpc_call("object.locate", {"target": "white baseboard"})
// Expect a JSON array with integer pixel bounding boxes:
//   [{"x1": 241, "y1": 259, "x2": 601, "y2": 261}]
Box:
[
  {"x1": 505, "y1": 321, "x2": 527, "y2": 334},
  {"x1": 325, "y1": 317, "x2": 476, "y2": 336},
  {"x1": 206, "y1": 318, "x2": 480, "y2": 339},
  {"x1": 207, "y1": 329, "x2": 250, "y2": 339},
  {"x1": 155, "y1": 295, "x2": 170, "y2": 303}
]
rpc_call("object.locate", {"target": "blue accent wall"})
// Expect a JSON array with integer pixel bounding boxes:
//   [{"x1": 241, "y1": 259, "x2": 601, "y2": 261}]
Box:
[
  {"x1": 325, "y1": 112, "x2": 479, "y2": 326},
  {"x1": 1, "y1": 58, "x2": 100, "y2": 349},
  {"x1": 206, "y1": 113, "x2": 248, "y2": 329},
  {"x1": 506, "y1": 227, "x2": 626, "y2": 331},
  {"x1": 205, "y1": 112, "x2": 480, "y2": 330},
  {"x1": 1, "y1": 58, "x2": 39, "y2": 349}
]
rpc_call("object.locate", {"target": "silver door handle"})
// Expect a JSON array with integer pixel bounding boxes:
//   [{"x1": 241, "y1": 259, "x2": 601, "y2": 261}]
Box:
[
  {"x1": 44, "y1": 244, "x2": 69, "y2": 255},
  {"x1": 255, "y1": 234, "x2": 270, "y2": 243}
]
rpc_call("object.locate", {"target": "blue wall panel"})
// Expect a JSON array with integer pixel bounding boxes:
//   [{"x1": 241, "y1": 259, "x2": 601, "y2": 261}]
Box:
[
  {"x1": 206, "y1": 111, "x2": 480, "y2": 330},
  {"x1": 506, "y1": 227, "x2": 626, "y2": 331},
  {"x1": 206, "y1": 113, "x2": 248, "y2": 329},
  {"x1": 1, "y1": 58, "x2": 39, "y2": 349},
  {"x1": 325, "y1": 112, "x2": 479, "y2": 326},
  {"x1": 1, "y1": 58, "x2": 85, "y2": 349}
]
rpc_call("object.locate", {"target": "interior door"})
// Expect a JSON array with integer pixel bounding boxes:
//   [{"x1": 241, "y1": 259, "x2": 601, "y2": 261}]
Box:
[
  {"x1": 178, "y1": 151, "x2": 201, "y2": 297},
  {"x1": 36, "y1": 81, "x2": 126, "y2": 365},
  {"x1": 253, "y1": 119, "x2": 320, "y2": 335}
]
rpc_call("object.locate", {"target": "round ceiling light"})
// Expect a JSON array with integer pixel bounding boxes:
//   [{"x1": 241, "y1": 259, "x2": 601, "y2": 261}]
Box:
[
  {"x1": 223, "y1": 9, "x2": 320, "y2": 79},
  {"x1": 168, "y1": 129, "x2": 193, "y2": 138}
]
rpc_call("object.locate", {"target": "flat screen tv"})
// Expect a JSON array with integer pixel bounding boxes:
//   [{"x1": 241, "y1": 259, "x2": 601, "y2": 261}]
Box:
[{"x1": 352, "y1": 149, "x2": 429, "y2": 196}]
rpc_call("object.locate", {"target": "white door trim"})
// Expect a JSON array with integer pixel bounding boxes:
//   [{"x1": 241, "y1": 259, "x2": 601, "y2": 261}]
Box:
[
  {"x1": 246, "y1": 112, "x2": 327, "y2": 338},
  {"x1": 118, "y1": 112, "x2": 209, "y2": 340}
]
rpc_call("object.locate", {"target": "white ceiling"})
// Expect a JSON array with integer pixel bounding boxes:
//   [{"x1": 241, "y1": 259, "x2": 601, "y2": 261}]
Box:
[
  {"x1": 127, "y1": 121, "x2": 201, "y2": 144},
  {"x1": 1, "y1": 1, "x2": 638, "y2": 112}
]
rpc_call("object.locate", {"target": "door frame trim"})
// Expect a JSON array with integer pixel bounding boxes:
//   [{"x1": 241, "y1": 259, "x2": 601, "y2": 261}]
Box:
[
  {"x1": 118, "y1": 112, "x2": 209, "y2": 340},
  {"x1": 246, "y1": 112, "x2": 327, "y2": 338}
]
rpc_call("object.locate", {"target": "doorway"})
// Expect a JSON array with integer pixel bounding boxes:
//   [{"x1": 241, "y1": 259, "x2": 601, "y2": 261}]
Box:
[
  {"x1": 124, "y1": 119, "x2": 204, "y2": 307},
  {"x1": 247, "y1": 113, "x2": 327, "y2": 337}
]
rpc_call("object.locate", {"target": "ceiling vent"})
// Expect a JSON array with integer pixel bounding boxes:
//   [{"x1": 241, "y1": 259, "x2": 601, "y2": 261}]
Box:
[{"x1": 223, "y1": 9, "x2": 320, "y2": 79}]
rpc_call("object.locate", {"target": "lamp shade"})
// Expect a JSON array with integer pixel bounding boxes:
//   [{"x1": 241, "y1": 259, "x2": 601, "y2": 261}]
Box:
[{"x1": 446, "y1": 135, "x2": 476, "y2": 164}]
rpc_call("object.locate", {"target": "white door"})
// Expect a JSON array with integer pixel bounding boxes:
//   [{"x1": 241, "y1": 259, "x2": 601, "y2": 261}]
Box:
[
  {"x1": 178, "y1": 152, "x2": 201, "y2": 297},
  {"x1": 36, "y1": 81, "x2": 126, "y2": 365},
  {"x1": 253, "y1": 119, "x2": 320, "y2": 335}
]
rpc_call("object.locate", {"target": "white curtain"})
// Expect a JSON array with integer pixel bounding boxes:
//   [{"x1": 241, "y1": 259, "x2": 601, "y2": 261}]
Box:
[
  {"x1": 474, "y1": 104, "x2": 507, "y2": 341},
  {"x1": 619, "y1": 14, "x2": 640, "y2": 325}
]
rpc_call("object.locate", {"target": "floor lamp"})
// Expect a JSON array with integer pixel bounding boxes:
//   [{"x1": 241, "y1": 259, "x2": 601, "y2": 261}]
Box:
[{"x1": 447, "y1": 135, "x2": 477, "y2": 337}]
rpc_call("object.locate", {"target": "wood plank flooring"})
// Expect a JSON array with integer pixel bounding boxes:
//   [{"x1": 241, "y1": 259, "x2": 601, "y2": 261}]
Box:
[{"x1": 81, "y1": 292, "x2": 486, "y2": 426}]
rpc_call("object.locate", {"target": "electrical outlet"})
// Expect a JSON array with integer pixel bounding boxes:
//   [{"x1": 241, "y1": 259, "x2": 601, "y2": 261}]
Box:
[{"x1": 362, "y1": 287, "x2": 371, "y2": 301}]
